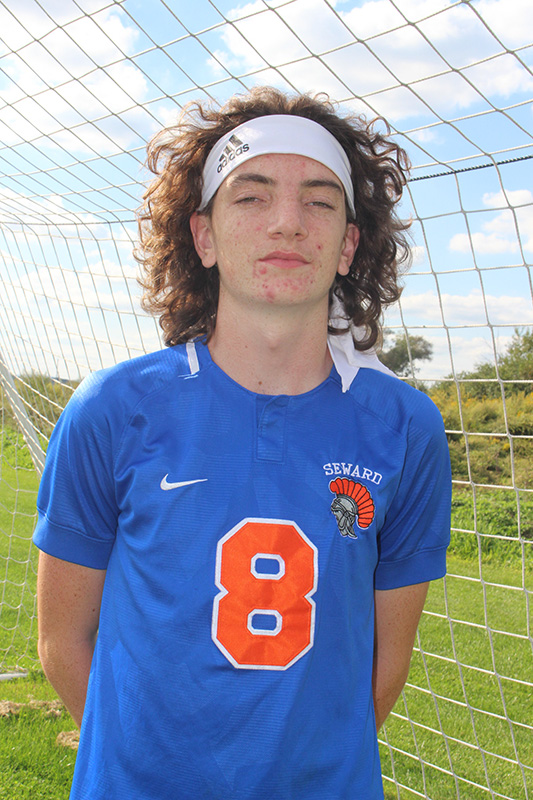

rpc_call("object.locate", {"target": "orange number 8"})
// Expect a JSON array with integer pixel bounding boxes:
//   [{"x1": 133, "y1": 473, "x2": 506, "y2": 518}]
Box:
[{"x1": 212, "y1": 518, "x2": 318, "y2": 670}]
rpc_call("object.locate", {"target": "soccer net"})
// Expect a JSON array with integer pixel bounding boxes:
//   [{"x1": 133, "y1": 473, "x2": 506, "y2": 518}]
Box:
[{"x1": 0, "y1": 0, "x2": 532, "y2": 797}]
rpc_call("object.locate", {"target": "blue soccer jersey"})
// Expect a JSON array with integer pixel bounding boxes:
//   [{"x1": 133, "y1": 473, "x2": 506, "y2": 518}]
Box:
[{"x1": 34, "y1": 340, "x2": 451, "y2": 799}]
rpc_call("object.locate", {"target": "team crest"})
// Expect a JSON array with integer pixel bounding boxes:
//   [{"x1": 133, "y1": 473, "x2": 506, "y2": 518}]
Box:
[{"x1": 329, "y1": 478, "x2": 375, "y2": 539}]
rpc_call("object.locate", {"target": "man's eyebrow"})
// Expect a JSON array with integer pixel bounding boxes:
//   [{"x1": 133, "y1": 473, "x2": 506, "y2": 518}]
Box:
[
  {"x1": 301, "y1": 178, "x2": 343, "y2": 194},
  {"x1": 229, "y1": 173, "x2": 275, "y2": 187}
]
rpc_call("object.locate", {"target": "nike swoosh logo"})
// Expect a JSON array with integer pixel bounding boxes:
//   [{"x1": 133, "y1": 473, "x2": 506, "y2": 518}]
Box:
[{"x1": 160, "y1": 475, "x2": 208, "y2": 491}]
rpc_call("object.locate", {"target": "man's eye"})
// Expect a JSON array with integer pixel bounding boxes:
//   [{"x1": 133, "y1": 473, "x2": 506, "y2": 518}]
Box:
[
  {"x1": 309, "y1": 200, "x2": 335, "y2": 209},
  {"x1": 236, "y1": 195, "x2": 261, "y2": 204}
]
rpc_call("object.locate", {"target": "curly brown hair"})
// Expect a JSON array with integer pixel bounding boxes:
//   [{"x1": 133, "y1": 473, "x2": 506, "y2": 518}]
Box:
[{"x1": 136, "y1": 87, "x2": 411, "y2": 350}]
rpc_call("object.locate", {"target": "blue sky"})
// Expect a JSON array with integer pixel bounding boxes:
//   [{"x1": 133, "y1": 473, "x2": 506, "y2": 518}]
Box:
[{"x1": 0, "y1": 0, "x2": 532, "y2": 380}]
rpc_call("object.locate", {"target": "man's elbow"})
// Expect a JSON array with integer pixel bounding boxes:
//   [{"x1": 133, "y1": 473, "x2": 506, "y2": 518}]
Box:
[
  {"x1": 38, "y1": 628, "x2": 94, "y2": 681},
  {"x1": 38, "y1": 631, "x2": 66, "y2": 682}
]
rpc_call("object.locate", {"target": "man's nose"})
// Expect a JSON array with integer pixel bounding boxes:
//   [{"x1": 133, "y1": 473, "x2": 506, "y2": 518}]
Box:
[{"x1": 266, "y1": 198, "x2": 308, "y2": 239}]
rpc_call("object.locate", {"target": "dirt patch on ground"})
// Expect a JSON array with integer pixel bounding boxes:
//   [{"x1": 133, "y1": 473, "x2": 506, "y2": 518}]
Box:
[
  {"x1": 0, "y1": 698, "x2": 64, "y2": 718},
  {"x1": 0, "y1": 697, "x2": 79, "y2": 749},
  {"x1": 0, "y1": 700, "x2": 23, "y2": 716},
  {"x1": 56, "y1": 730, "x2": 79, "y2": 750}
]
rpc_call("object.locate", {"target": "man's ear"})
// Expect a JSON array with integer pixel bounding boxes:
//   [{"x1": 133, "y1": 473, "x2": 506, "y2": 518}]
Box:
[
  {"x1": 337, "y1": 223, "x2": 360, "y2": 277},
  {"x1": 190, "y1": 212, "x2": 217, "y2": 268}
]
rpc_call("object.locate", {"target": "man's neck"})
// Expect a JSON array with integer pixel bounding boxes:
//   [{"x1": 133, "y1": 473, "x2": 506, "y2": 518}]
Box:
[{"x1": 208, "y1": 302, "x2": 332, "y2": 395}]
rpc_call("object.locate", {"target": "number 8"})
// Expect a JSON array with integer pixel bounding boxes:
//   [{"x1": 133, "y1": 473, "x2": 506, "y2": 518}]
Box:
[{"x1": 212, "y1": 518, "x2": 318, "y2": 670}]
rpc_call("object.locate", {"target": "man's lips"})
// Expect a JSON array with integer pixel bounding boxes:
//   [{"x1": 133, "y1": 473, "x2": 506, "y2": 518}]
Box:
[{"x1": 259, "y1": 251, "x2": 310, "y2": 269}]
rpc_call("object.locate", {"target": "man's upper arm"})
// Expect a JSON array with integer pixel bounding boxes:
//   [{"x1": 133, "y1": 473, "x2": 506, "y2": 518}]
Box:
[
  {"x1": 374, "y1": 582, "x2": 429, "y2": 658},
  {"x1": 37, "y1": 551, "x2": 106, "y2": 645},
  {"x1": 372, "y1": 582, "x2": 429, "y2": 729}
]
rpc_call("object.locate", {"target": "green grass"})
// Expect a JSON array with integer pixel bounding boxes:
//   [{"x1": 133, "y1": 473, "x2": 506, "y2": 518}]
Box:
[
  {"x1": 380, "y1": 555, "x2": 533, "y2": 799},
  {"x1": 0, "y1": 427, "x2": 41, "y2": 670},
  {"x1": 449, "y1": 487, "x2": 533, "y2": 566},
  {"x1": 0, "y1": 671, "x2": 76, "y2": 799},
  {"x1": 1, "y1": 425, "x2": 532, "y2": 798},
  {"x1": 0, "y1": 429, "x2": 76, "y2": 796}
]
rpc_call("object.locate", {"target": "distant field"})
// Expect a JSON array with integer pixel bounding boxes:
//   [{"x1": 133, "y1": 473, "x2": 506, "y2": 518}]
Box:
[{"x1": 1, "y1": 425, "x2": 532, "y2": 798}]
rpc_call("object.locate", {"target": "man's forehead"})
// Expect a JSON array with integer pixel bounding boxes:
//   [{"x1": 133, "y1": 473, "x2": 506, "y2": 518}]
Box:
[{"x1": 223, "y1": 153, "x2": 344, "y2": 190}]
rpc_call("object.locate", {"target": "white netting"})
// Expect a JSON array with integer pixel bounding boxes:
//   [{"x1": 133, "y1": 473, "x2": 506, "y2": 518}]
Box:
[{"x1": 0, "y1": 1, "x2": 532, "y2": 797}]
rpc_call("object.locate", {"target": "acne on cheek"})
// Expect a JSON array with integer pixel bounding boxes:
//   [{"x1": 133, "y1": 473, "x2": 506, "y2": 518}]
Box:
[{"x1": 252, "y1": 264, "x2": 268, "y2": 279}]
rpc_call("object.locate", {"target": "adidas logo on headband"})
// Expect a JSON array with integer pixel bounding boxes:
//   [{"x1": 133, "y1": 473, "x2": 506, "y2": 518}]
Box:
[{"x1": 217, "y1": 134, "x2": 250, "y2": 174}]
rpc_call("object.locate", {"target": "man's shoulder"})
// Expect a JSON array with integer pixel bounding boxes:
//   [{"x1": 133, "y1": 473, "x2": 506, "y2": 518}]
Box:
[
  {"x1": 347, "y1": 368, "x2": 444, "y2": 438},
  {"x1": 66, "y1": 345, "x2": 194, "y2": 420}
]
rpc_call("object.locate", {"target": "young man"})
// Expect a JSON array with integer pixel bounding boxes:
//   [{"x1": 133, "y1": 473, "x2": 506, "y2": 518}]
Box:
[{"x1": 34, "y1": 88, "x2": 451, "y2": 799}]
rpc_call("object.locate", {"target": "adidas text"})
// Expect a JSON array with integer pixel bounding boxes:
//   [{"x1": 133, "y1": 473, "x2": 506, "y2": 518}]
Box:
[{"x1": 217, "y1": 143, "x2": 250, "y2": 173}]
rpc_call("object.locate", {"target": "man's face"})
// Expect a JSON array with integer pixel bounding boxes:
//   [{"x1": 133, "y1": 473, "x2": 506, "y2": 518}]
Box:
[{"x1": 190, "y1": 153, "x2": 359, "y2": 314}]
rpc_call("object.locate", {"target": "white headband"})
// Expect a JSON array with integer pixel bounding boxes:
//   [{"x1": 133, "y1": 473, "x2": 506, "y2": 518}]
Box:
[{"x1": 199, "y1": 114, "x2": 355, "y2": 216}]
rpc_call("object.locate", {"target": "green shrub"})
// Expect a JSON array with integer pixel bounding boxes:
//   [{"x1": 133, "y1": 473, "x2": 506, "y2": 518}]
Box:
[
  {"x1": 1, "y1": 374, "x2": 78, "y2": 442},
  {"x1": 450, "y1": 489, "x2": 533, "y2": 564}
]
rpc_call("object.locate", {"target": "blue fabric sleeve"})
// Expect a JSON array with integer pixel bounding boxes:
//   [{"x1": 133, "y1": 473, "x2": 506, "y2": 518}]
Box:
[
  {"x1": 33, "y1": 371, "x2": 120, "y2": 569},
  {"x1": 374, "y1": 397, "x2": 451, "y2": 590}
]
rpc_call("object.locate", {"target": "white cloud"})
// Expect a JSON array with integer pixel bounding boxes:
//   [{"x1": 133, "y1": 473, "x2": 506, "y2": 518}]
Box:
[
  {"x1": 398, "y1": 289, "x2": 533, "y2": 326},
  {"x1": 413, "y1": 72, "x2": 484, "y2": 115},
  {"x1": 20, "y1": 262, "x2": 135, "y2": 312},
  {"x1": 0, "y1": 55, "x2": 47, "y2": 105},
  {"x1": 463, "y1": 54, "x2": 533, "y2": 100},
  {"x1": 212, "y1": 0, "x2": 533, "y2": 122},
  {"x1": 339, "y1": 0, "x2": 425, "y2": 39},
  {"x1": 410, "y1": 124, "x2": 439, "y2": 141},
  {"x1": 0, "y1": 67, "x2": 151, "y2": 153},
  {"x1": 363, "y1": 85, "x2": 433, "y2": 121},
  {"x1": 411, "y1": 245, "x2": 427, "y2": 265},
  {"x1": 363, "y1": 24, "x2": 449, "y2": 85},
  {"x1": 31, "y1": 30, "x2": 95, "y2": 80},
  {"x1": 0, "y1": 188, "x2": 102, "y2": 232},
  {"x1": 385, "y1": 282, "x2": 532, "y2": 376},
  {"x1": 218, "y1": 8, "x2": 309, "y2": 71},
  {"x1": 76, "y1": 0, "x2": 118, "y2": 13},
  {"x1": 412, "y1": 333, "x2": 498, "y2": 379},
  {"x1": 0, "y1": 1, "x2": 56, "y2": 48},
  {"x1": 65, "y1": 8, "x2": 140, "y2": 61},
  {"x1": 379, "y1": 323, "x2": 510, "y2": 380},
  {"x1": 323, "y1": 44, "x2": 397, "y2": 96},
  {"x1": 4, "y1": 95, "x2": 70, "y2": 139},
  {"x1": 449, "y1": 189, "x2": 533, "y2": 255},
  {"x1": 226, "y1": 0, "x2": 266, "y2": 22},
  {"x1": 281, "y1": 58, "x2": 352, "y2": 98},
  {"x1": 84, "y1": 65, "x2": 149, "y2": 114},
  {"x1": 431, "y1": 332, "x2": 514, "y2": 379},
  {"x1": 278, "y1": 0, "x2": 354, "y2": 52},
  {"x1": 474, "y1": 0, "x2": 533, "y2": 49},
  {"x1": 483, "y1": 189, "x2": 533, "y2": 209},
  {"x1": 450, "y1": 231, "x2": 518, "y2": 255},
  {"x1": 1, "y1": 255, "x2": 161, "y2": 378},
  {"x1": 0, "y1": 6, "x2": 149, "y2": 153},
  {"x1": 389, "y1": 0, "x2": 454, "y2": 22}
]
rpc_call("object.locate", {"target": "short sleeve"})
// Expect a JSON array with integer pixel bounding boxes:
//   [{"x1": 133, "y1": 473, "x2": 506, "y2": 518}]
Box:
[
  {"x1": 374, "y1": 398, "x2": 451, "y2": 590},
  {"x1": 33, "y1": 373, "x2": 120, "y2": 569}
]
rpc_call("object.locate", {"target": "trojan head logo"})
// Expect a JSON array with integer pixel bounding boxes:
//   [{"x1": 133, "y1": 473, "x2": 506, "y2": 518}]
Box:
[{"x1": 329, "y1": 478, "x2": 375, "y2": 539}]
